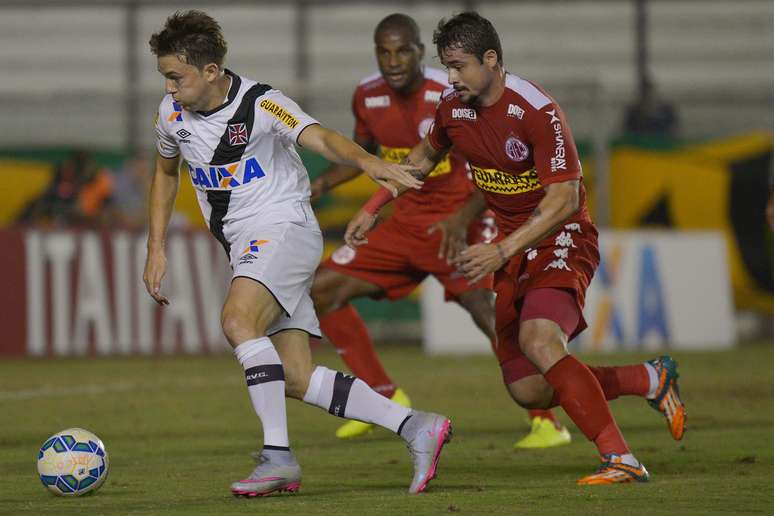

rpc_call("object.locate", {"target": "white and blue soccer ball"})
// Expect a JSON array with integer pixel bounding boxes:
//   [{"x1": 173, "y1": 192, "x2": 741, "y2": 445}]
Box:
[{"x1": 36, "y1": 428, "x2": 109, "y2": 496}]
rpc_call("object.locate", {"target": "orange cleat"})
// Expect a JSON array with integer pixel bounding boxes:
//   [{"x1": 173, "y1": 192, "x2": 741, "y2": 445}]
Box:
[
  {"x1": 577, "y1": 455, "x2": 649, "y2": 485},
  {"x1": 648, "y1": 356, "x2": 686, "y2": 440}
]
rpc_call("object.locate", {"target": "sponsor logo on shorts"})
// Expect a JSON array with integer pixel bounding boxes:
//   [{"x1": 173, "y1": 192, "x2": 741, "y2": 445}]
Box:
[
  {"x1": 470, "y1": 166, "x2": 542, "y2": 195},
  {"x1": 380, "y1": 145, "x2": 451, "y2": 178},
  {"x1": 242, "y1": 240, "x2": 269, "y2": 254},
  {"x1": 452, "y1": 107, "x2": 477, "y2": 121},
  {"x1": 187, "y1": 156, "x2": 266, "y2": 190},
  {"x1": 504, "y1": 136, "x2": 529, "y2": 162},
  {"x1": 259, "y1": 99, "x2": 299, "y2": 128},
  {"x1": 331, "y1": 245, "x2": 356, "y2": 265},
  {"x1": 364, "y1": 95, "x2": 390, "y2": 108},
  {"x1": 507, "y1": 103, "x2": 525, "y2": 119},
  {"x1": 238, "y1": 253, "x2": 257, "y2": 265},
  {"x1": 424, "y1": 90, "x2": 442, "y2": 103}
]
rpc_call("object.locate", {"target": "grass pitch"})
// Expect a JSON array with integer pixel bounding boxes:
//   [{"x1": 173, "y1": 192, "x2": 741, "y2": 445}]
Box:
[{"x1": 1, "y1": 344, "x2": 773, "y2": 515}]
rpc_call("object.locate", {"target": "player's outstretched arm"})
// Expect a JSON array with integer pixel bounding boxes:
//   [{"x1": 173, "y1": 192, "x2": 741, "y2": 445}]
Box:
[
  {"x1": 143, "y1": 152, "x2": 181, "y2": 306},
  {"x1": 298, "y1": 124, "x2": 422, "y2": 195},
  {"x1": 454, "y1": 180, "x2": 580, "y2": 282},
  {"x1": 309, "y1": 136, "x2": 377, "y2": 201},
  {"x1": 344, "y1": 138, "x2": 448, "y2": 248}
]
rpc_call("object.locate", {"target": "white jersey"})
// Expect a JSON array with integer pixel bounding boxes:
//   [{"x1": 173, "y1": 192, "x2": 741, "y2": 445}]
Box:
[{"x1": 155, "y1": 70, "x2": 320, "y2": 254}]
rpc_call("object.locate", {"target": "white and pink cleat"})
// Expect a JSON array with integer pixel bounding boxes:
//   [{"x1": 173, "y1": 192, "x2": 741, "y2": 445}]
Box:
[
  {"x1": 400, "y1": 410, "x2": 453, "y2": 494},
  {"x1": 230, "y1": 450, "x2": 302, "y2": 497}
]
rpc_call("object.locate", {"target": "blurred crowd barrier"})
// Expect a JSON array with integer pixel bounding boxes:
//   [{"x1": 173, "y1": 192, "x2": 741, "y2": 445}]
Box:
[{"x1": 423, "y1": 230, "x2": 736, "y2": 354}]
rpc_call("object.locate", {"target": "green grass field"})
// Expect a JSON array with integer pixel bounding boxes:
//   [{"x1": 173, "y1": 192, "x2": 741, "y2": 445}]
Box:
[{"x1": 2, "y1": 345, "x2": 773, "y2": 515}]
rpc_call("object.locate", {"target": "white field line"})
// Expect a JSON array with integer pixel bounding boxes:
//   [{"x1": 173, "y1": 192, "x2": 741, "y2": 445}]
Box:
[
  {"x1": 0, "y1": 382, "x2": 139, "y2": 402},
  {"x1": 0, "y1": 378, "x2": 229, "y2": 402}
]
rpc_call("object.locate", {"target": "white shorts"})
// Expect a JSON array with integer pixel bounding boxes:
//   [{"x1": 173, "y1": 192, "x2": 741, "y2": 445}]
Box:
[{"x1": 228, "y1": 221, "x2": 323, "y2": 338}]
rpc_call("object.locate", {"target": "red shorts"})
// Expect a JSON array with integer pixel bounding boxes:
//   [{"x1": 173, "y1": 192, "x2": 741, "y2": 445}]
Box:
[
  {"x1": 321, "y1": 215, "x2": 493, "y2": 301},
  {"x1": 493, "y1": 221, "x2": 600, "y2": 382}
]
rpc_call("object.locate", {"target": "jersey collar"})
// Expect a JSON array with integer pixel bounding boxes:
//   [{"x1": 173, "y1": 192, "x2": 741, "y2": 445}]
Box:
[{"x1": 196, "y1": 69, "x2": 242, "y2": 117}]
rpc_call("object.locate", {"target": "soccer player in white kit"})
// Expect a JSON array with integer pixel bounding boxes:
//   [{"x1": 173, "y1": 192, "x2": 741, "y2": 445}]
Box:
[{"x1": 144, "y1": 10, "x2": 452, "y2": 496}]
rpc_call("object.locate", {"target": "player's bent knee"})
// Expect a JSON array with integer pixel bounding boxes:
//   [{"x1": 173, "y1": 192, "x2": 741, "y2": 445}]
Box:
[
  {"x1": 518, "y1": 321, "x2": 568, "y2": 372},
  {"x1": 220, "y1": 309, "x2": 255, "y2": 346},
  {"x1": 505, "y1": 376, "x2": 554, "y2": 409}
]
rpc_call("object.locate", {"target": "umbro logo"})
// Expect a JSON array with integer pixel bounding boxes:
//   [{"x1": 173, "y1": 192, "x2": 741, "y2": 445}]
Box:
[
  {"x1": 176, "y1": 128, "x2": 191, "y2": 139},
  {"x1": 239, "y1": 253, "x2": 257, "y2": 264}
]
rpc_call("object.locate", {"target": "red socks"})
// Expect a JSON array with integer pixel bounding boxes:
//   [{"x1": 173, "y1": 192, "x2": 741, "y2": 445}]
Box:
[
  {"x1": 528, "y1": 409, "x2": 560, "y2": 428},
  {"x1": 544, "y1": 355, "x2": 629, "y2": 456},
  {"x1": 318, "y1": 304, "x2": 396, "y2": 398},
  {"x1": 587, "y1": 365, "x2": 650, "y2": 400}
]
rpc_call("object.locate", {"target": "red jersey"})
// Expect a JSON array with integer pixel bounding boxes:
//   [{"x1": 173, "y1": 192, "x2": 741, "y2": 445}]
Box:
[
  {"x1": 427, "y1": 73, "x2": 592, "y2": 235},
  {"x1": 353, "y1": 67, "x2": 473, "y2": 226}
]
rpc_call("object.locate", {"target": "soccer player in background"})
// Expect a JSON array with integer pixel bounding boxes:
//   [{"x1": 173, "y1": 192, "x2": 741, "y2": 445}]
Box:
[
  {"x1": 310, "y1": 13, "x2": 570, "y2": 449},
  {"x1": 346, "y1": 12, "x2": 687, "y2": 484},
  {"x1": 143, "y1": 10, "x2": 451, "y2": 496}
]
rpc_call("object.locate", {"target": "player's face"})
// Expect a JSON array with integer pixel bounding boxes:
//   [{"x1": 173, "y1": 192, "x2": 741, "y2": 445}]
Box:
[
  {"x1": 375, "y1": 30, "x2": 424, "y2": 92},
  {"x1": 441, "y1": 47, "x2": 498, "y2": 105},
  {"x1": 157, "y1": 54, "x2": 212, "y2": 111}
]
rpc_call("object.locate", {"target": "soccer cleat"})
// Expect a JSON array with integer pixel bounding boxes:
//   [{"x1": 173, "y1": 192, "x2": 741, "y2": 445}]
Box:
[
  {"x1": 399, "y1": 411, "x2": 453, "y2": 494},
  {"x1": 647, "y1": 355, "x2": 686, "y2": 440},
  {"x1": 577, "y1": 454, "x2": 650, "y2": 485},
  {"x1": 514, "y1": 417, "x2": 572, "y2": 449},
  {"x1": 230, "y1": 450, "x2": 302, "y2": 497},
  {"x1": 335, "y1": 388, "x2": 412, "y2": 439}
]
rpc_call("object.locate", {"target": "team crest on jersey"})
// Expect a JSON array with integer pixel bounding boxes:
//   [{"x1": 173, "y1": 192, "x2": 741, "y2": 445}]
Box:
[
  {"x1": 332, "y1": 245, "x2": 356, "y2": 265},
  {"x1": 505, "y1": 136, "x2": 529, "y2": 162},
  {"x1": 228, "y1": 123, "x2": 248, "y2": 146},
  {"x1": 418, "y1": 117, "x2": 434, "y2": 138}
]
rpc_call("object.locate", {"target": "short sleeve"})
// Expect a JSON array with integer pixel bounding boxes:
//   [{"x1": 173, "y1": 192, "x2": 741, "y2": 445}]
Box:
[
  {"x1": 256, "y1": 90, "x2": 319, "y2": 144},
  {"x1": 155, "y1": 102, "x2": 179, "y2": 158},
  {"x1": 352, "y1": 90, "x2": 373, "y2": 142},
  {"x1": 524, "y1": 101, "x2": 581, "y2": 185},
  {"x1": 426, "y1": 103, "x2": 451, "y2": 151}
]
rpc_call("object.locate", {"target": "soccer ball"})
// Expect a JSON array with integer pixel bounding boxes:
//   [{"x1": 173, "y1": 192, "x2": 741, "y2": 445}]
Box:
[{"x1": 36, "y1": 428, "x2": 109, "y2": 496}]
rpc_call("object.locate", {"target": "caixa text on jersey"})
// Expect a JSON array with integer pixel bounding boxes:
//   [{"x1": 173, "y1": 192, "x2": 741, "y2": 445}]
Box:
[{"x1": 186, "y1": 156, "x2": 265, "y2": 190}]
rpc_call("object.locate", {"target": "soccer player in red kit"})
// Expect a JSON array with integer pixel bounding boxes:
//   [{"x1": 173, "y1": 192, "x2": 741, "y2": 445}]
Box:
[
  {"x1": 347, "y1": 12, "x2": 687, "y2": 484},
  {"x1": 311, "y1": 13, "x2": 568, "y2": 447}
]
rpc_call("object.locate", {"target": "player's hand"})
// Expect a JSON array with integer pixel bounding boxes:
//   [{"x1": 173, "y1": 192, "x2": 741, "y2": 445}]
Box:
[
  {"x1": 452, "y1": 242, "x2": 509, "y2": 283},
  {"x1": 310, "y1": 176, "x2": 326, "y2": 203},
  {"x1": 427, "y1": 213, "x2": 468, "y2": 263},
  {"x1": 767, "y1": 191, "x2": 774, "y2": 230},
  {"x1": 143, "y1": 248, "x2": 170, "y2": 305},
  {"x1": 362, "y1": 156, "x2": 423, "y2": 195},
  {"x1": 345, "y1": 209, "x2": 377, "y2": 248}
]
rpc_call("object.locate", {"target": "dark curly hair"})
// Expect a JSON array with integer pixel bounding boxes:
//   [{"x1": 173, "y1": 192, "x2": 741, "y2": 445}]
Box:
[
  {"x1": 149, "y1": 10, "x2": 228, "y2": 69},
  {"x1": 433, "y1": 12, "x2": 503, "y2": 66}
]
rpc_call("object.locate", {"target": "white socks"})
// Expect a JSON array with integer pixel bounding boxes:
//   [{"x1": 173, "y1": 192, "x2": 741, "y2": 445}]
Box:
[
  {"x1": 644, "y1": 362, "x2": 659, "y2": 399},
  {"x1": 303, "y1": 366, "x2": 411, "y2": 433},
  {"x1": 234, "y1": 337, "x2": 289, "y2": 448}
]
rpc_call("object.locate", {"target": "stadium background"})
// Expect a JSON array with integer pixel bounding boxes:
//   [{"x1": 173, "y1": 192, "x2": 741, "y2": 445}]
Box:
[
  {"x1": 1, "y1": 1, "x2": 773, "y2": 513},
  {"x1": 1, "y1": 0, "x2": 772, "y2": 352}
]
